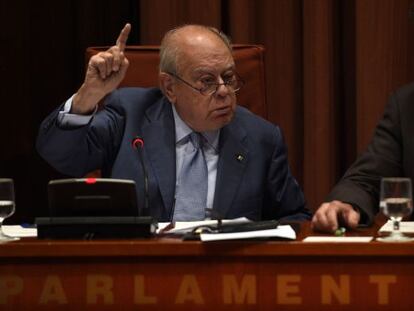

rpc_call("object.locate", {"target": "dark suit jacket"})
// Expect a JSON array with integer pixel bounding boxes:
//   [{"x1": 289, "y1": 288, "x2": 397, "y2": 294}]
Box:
[
  {"x1": 327, "y1": 82, "x2": 414, "y2": 224},
  {"x1": 37, "y1": 87, "x2": 311, "y2": 222}
]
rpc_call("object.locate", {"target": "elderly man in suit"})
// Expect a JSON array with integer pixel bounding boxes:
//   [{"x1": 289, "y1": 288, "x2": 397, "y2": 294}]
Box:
[{"x1": 37, "y1": 24, "x2": 311, "y2": 222}]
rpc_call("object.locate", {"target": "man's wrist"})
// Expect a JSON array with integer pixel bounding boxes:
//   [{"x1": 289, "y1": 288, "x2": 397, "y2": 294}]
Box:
[
  {"x1": 72, "y1": 84, "x2": 104, "y2": 114},
  {"x1": 57, "y1": 94, "x2": 97, "y2": 127},
  {"x1": 346, "y1": 202, "x2": 369, "y2": 225}
]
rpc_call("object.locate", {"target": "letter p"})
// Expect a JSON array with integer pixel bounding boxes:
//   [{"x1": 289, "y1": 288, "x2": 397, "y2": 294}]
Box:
[{"x1": 0, "y1": 276, "x2": 23, "y2": 304}]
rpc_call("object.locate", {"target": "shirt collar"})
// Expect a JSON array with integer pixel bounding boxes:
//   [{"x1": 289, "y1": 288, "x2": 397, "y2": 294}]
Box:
[{"x1": 172, "y1": 104, "x2": 220, "y2": 151}]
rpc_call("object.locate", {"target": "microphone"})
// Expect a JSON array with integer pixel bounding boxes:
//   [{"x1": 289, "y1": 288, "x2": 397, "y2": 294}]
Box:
[{"x1": 131, "y1": 136, "x2": 149, "y2": 215}]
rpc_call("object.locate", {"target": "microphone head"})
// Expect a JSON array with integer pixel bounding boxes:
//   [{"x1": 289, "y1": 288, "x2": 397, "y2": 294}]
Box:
[{"x1": 132, "y1": 136, "x2": 144, "y2": 149}]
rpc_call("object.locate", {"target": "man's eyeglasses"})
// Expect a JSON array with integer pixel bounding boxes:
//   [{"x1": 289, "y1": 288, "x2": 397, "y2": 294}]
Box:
[{"x1": 167, "y1": 72, "x2": 244, "y2": 96}]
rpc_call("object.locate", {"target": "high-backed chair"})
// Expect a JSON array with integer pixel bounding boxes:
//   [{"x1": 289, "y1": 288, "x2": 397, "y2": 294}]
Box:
[{"x1": 86, "y1": 44, "x2": 267, "y2": 118}]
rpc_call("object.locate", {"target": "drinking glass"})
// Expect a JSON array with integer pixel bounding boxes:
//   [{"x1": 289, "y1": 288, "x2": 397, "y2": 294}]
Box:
[
  {"x1": 377, "y1": 177, "x2": 414, "y2": 242},
  {"x1": 0, "y1": 179, "x2": 17, "y2": 241}
]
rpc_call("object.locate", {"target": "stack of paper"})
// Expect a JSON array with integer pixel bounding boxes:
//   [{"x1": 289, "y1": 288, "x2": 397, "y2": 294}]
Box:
[
  {"x1": 3, "y1": 225, "x2": 37, "y2": 238},
  {"x1": 200, "y1": 225, "x2": 296, "y2": 242},
  {"x1": 157, "y1": 218, "x2": 297, "y2": 241},
  {"x1": 157, "y1": 217, "x2": 251, "y2": 235},
  {"x1": 303, "y1": 236, "x2": 373, "y2": 243},
  {"x1": 379, "y1": 221, "x2": 414, "y2": 233}
]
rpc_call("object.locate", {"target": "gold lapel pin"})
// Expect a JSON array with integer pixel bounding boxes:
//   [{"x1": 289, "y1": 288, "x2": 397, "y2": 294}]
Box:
[{"x1": 236, "y1": 154, "x2": 244, "y2": 162}]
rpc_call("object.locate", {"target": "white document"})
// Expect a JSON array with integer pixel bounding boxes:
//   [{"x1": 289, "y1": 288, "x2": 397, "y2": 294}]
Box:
[
  {"x1": 379, "y1": 221, "x2": 414, "y2": 233},
  {"x1": 157, "y1": 217, "x2": 251, "y2": 234},
  {"x1": 303, "y1": 236, "x2": 373, "y2": 243},
  {"x1": 200, "y1": 225, "x2": 296, "y2": 242},
  {"x1": 3, "y1": 225, "x2": 37, "y2": 238}
]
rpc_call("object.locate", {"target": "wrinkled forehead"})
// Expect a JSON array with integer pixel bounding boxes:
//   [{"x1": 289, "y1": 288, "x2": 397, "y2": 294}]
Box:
[
  {"x1": 171, "y1": 25, "x2": 231, "y2": 51},
  {"x1": 173, "y1": 27, "x2": 234, "y2": 74}
]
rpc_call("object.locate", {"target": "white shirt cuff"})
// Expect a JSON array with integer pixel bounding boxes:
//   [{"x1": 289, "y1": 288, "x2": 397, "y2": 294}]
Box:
[{"x1": 57, "y1": 94, "x2": 97, "y2": 127}]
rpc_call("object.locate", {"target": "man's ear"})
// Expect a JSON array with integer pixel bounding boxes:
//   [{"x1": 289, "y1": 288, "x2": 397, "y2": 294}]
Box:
[{"x1": 159, "y1": 72, "x2": 176, "y2": 103}]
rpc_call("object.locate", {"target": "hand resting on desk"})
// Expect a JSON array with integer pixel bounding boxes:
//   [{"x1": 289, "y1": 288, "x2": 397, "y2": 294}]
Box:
[{"x1": 312, "y1": 200, "x2": 360, "y2": 233}]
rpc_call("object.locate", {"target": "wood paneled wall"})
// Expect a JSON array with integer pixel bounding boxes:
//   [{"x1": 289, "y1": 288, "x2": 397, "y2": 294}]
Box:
[
  {"x1": 302, "y1": 0, "x2": 341, "y2": 212},
  {"x1": 355, "y1": 0, "x2": 414, "y2": 151},
  {"x1": 2, "y1": 0, "x2": 414, "y2": 222}
]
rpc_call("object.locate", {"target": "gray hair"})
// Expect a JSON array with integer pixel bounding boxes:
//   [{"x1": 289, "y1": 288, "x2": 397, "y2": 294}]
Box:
[{"x1": 159, "y1": 25, "x2": 232, "y2": 74}]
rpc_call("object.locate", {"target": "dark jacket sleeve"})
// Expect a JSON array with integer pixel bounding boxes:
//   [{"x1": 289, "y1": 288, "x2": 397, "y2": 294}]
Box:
[
  {"x1": 264, "y1": 126, "x2": 312, "y2": 222},
  {"x1": 326, "y1": 89, "x2": 404, "y2": 225},
  {"x1": 36, "y1": 92, "x2": 125, "y2": 177}
]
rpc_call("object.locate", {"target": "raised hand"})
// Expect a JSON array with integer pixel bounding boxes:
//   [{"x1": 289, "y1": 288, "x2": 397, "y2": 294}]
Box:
[{"x1": 72, "y1": 23, "x2": 131, "y2": 114}]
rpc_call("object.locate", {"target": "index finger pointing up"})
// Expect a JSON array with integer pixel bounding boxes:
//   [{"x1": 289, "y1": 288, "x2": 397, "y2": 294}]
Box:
[{"x1": 116, "y1": 23, "x2": 131, "y2": 51}]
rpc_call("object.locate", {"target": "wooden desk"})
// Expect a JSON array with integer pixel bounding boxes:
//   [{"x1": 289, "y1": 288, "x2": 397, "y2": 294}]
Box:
[{"x1": 0, "y1": 221, "x2": 413, "y2": 311}]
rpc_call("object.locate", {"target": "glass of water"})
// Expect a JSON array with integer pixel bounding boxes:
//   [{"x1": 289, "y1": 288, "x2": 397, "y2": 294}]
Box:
[
  {"x1": 0, "y1": 179, "x2": 17, "y2": 241},
  {"x1": 377, "y1": 177, "x2": 414, "y2": 242}
]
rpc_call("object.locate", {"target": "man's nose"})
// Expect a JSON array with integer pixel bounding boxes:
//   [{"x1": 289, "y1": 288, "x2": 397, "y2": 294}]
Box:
[{"x1": 214, "y1": 77, "x2": 231, "y2": 97}]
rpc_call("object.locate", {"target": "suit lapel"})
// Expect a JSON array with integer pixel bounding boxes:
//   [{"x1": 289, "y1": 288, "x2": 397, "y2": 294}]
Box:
[
  {"x1": 142, "y1": 98, "x2": 176, "y2": 218},
  {"x1": 213, "y1": 120, "x2": 249, "y2": 218}
]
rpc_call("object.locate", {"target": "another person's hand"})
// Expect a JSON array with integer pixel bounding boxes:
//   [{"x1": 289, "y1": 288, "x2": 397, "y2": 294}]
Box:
[
  {"x1": 311, "y1": 200, "x2": 360, "y2": 232},
  {"x1": 72, "y1": 23, "x2": 131, "y2": 114}
]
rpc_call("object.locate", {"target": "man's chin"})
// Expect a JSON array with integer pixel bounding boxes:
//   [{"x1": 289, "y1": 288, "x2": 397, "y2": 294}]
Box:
[{"x1": 211, "y1": 112, "x2": 234, "y2": 129}]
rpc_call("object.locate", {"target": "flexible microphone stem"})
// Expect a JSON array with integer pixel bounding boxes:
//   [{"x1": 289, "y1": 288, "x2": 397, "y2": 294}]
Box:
[{"x1": 132, "y1": 137, "x2": 149, "y2": 215}]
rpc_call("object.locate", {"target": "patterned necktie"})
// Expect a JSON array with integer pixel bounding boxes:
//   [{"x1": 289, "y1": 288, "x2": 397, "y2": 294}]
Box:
[{"x1": 173, "y1": 132, "x2": 208, "y2": 221}]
